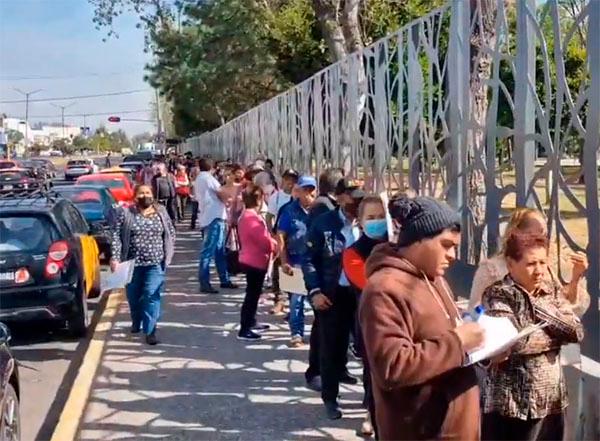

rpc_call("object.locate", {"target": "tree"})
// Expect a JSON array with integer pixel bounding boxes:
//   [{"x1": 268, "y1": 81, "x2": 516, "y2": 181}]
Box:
[{"x1": 6, "y1": 129, "x2": 23, "y2": 146}]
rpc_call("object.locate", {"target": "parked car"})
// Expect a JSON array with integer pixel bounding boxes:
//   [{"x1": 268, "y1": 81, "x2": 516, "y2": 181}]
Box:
[
  {"x1": 53, "y1": 185, "x2": 117, "y2": 263},
  {"x1": 0, "y1": 168, "x2": 43, "y2": 193},
  {"x1": 0, "y1": 160, "x2": 21, "y2": 170},
  {"x1": 0, "y1": 192, "x2": 101, "y2": 337},
  {"x1": 119, "y1": 161, "x2": 144, "y2": 176},
  {"x1": 0, "y1": 322, "x2": 20, "y2": 440},
  {"x1": 98, "y1": 166, "x2": 136, "y2": 183},
  {"x1": 64, "y1": 159, "x2": 98, "y2": 181},
  {"x1": 75, "y1": 173, "x2": 134, "y2": 206},
  {"x1": 30, "y1": 158, "x2": 58, "y2": 179},
  {"x1": 20, "y1": 160, "x2": 52, "y2": 187}
]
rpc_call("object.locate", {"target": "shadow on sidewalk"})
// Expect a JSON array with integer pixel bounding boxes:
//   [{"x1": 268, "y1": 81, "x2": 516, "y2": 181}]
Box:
[{"x1": 79, "y1": 228, "x2": 365, "y2": 441}]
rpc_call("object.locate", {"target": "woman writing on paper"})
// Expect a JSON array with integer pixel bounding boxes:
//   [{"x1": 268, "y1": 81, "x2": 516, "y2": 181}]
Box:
[
  {"x1": 110, "y1": 184, "x2": 176, "y2": 345},
  {"x1": 481, "y1": 232, "x2": 583, "y2": 441}
]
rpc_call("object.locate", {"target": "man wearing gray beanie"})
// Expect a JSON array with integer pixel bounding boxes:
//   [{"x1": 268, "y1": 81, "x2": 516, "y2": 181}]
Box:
[{"x1": 358, "y1": 195, "x2": 485, "y2": 440}]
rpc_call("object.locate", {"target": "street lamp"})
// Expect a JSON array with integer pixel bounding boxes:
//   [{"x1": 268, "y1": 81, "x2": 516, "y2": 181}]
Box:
[
  {"x1": 50, "y1": 102, "x2": 77, "y2": 139},
  {"x1": 13, "y1": 88, "x2": 42, "y2": 148}
]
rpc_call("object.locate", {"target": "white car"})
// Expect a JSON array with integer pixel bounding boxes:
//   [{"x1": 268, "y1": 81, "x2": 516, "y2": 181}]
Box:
[{"x1": 64, "y1": 159, "x2": 98, "y2": 181}]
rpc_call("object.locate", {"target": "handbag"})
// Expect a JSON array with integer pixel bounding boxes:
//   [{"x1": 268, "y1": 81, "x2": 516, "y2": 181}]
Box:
[{"x1": 225, "y1": 226, "x2": 242, "y2": 275}]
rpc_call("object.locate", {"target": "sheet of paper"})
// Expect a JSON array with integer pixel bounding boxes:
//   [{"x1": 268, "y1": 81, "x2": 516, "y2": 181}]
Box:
[
  {"x1": 278, "y1": 267, "x2": 307, "y2": 295},
  {"x1": 101, "y1": 260, "x2": 135, "y2": 293},
  {"x1": 466, "y1": 315, "x2": 546, "y2": 365}
]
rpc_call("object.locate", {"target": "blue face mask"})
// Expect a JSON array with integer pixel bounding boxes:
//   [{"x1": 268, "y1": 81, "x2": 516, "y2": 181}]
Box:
[{"x1": 363, "y1": 219, "x2": 388, "y2": 239}]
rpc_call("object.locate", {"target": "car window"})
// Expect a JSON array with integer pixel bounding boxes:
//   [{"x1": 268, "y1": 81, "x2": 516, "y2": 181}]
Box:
[
  {"x1": 65, "y1": 204, "x2": 89, "y2": 234},
  {"x1": 67, "y1": 160, "x2": 89, "y2": 166},
  {"x1": 0, "y1": 172, "x2": 22, "y2": 180},
  {"x1": 0, "y1": 215, "x2": 57, "y2": 253},
  {"x1": 80, "y1": 179, "x2": 125, "y2": 189},
  {"x1": 0, "y1": 162, "x2": 17, "y2": 170}
]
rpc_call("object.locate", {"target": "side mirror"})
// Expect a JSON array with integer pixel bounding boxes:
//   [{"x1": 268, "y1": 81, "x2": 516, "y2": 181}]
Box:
[{"x1": 0, "y1": 322, "x2": 11, "y2": 344}]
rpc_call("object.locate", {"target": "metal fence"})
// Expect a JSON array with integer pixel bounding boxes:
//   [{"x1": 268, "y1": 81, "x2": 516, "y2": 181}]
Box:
[{"x1": 185, "y1": 2, "x2": 599, "y2": 433}]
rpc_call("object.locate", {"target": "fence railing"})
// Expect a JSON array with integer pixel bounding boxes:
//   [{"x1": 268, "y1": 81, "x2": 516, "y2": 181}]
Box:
[{"x1": 185, "y1": 3, "x2": 599, "y2": 433}]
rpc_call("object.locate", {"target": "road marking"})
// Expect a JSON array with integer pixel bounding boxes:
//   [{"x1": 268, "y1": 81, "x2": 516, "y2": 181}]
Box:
[{"x1": 50, "y1": 290, "x2": 125, "y2": 441}]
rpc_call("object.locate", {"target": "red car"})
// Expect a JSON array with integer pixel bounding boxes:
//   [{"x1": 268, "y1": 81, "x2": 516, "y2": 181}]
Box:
[{"x1": 76, "y1": 173, "x2": 134, "y2": 206}]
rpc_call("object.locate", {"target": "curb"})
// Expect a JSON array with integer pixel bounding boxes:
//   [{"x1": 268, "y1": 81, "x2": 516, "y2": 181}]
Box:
[{"x1": 50, "y1": 290, "x2": 125, "y2": 441}]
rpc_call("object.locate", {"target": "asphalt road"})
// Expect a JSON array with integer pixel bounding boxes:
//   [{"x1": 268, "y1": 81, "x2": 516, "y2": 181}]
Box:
[
  {"x1": 6, "y1": 161, "x2": 121, "y2": 441},
  {"x1": 9, "y1": 289, "x2": 107, "y2": 441}
]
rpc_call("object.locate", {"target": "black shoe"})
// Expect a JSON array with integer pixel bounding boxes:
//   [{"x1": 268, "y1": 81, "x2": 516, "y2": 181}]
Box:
[
  {"x1": 324, "y1": 401, "x2": 342, "y2": 420},
  {"x1": 306, "y1": 376, "x2": 322, "y2": 392},
  {"x1": 220, "y1": 282, "x2": 239, "y2": 289},
  {"x1": 339, "y1": 372, "x2": 359, "y2": 385},
  {"x1": 237, "y1": 330, "x2": 262, "y2": 341},
  {"x1": 201, "y1": 286, "x2": 219, "y2": 294},
  {"x1": 130, "y1": 325, "x2": 141, "y2": 334},
  {"x1": 252, "y1": 323, "x2": 270, "y2": 332},
  {"x1": 145, "y1": 332, "x2": 159, "y2": 345}
]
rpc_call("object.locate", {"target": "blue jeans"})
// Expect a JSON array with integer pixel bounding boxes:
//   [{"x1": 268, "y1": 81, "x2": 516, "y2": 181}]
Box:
[
  {"x1": 126, "y1": 264, "x2": 165, "y2": 335},
  {"x1": 288, "y1": 293, "x2": 308, "y2": 337},
  {"x1": 198, "y1": 218, "x2": 230, "y2": 288}
]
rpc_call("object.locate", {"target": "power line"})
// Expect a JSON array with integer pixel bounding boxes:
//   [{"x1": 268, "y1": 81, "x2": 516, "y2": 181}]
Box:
[
  {"x1": 0, "y1": 71, "x2": 144, "y2": 81},
  {"x1": 0, "y1": 88, "x2": 151, "y2": 104},
  {"x1": 17, "y1": 109, "x2": 153, "y2": 119}
]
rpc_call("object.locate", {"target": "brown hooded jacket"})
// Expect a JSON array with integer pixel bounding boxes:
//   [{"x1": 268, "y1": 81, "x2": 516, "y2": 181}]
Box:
[{"x1": 359, "y1": 243, "x2": 480, "y2": 440}]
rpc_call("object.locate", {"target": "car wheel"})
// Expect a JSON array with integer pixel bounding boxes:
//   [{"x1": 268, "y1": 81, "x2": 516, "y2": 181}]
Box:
[
  {"x1": 89, "y1": 264, "x2": 102, "y2": 299},
  {"x1": 67, "y1": 281, "x2": 90, "y2": 338},
  {"x1": 0, "y1": 382, "x2": 20, "y2": 441}
]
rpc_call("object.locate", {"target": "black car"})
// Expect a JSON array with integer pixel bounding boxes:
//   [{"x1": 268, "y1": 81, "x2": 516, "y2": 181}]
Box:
[
  {"x1": 30, "y1": 158, "x2": 58, "y2": 179},
  {"x1": 0, "y1": 191, "x2": 101, "y2": 337},
  {"x1": 20, "y1": 160, "x2": 51, "y2": 188},
  {"x1": 0, "y1": 169, "x2": 42, "y2": 193},
  {"x1": 53, "y1": 185, "x2": 117, "y2": 263},
  {"x1": 0, "y1": 322, "x2": 20, "y2": 440}
]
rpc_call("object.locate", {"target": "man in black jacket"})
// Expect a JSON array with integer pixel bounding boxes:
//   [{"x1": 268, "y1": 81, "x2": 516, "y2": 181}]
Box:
[
  {"x1": 151, "y1": 163, "x2": 177, "y2": 222},
  {"x1": 302, "y1": 177, "x2": 365, "y2": 420}
]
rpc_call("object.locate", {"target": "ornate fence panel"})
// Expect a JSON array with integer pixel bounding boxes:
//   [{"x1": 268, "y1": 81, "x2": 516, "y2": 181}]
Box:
[{"x1": 184, "y1": 3, "x2": 599, "y2": 434}]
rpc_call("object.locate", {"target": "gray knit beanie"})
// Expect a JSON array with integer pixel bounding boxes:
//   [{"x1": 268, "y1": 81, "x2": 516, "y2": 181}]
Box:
[{"x1": 389, "y1": 196, "x2": 461, "y2": 246}]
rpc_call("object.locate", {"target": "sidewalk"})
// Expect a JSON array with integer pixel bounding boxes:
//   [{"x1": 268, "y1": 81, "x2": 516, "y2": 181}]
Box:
[{"x1": 78, "y1": 228, "x2": 366, "y2": 440}]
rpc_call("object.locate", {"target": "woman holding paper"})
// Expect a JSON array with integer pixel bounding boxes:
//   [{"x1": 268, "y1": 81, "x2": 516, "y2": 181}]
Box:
[
  {"x1": 110, "y1": 184, "x2": 176, "y2": 345},
  {"x1": 481, "y1": 232, "x2": 584, "y2": 441}
]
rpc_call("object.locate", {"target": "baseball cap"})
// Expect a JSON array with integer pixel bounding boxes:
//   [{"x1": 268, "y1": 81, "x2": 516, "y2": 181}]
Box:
[
  {"x1": 297, "y1": 175, "x2": 317, "y2": 188},
  {"x1": 335, "y1": 177, "x2": 365, "y2": 198}
]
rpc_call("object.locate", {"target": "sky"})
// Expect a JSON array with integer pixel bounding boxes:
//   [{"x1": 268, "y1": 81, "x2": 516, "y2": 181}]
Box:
[{"x1": 0, "y1": 0, "x2": 155, "y2": 137}]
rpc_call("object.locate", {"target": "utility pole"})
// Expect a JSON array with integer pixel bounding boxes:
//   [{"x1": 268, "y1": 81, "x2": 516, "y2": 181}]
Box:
[
  {"x1": 51, "y1": 102, "x2": 76, "y2": 139},
  {"x1": 13, "y1": 88, "x2": 42, "y2": 149},
  {"x1": 155, "y1": 89, "x2": 164, "y2": 152}
]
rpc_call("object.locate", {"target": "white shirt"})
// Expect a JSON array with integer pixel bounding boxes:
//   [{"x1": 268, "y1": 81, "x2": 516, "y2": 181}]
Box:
[
  {"x1": 194, "y1": 171, "x2": 227, "y2": 228},
  {"x1": 267, "y1": 190, "x2": 292, "y2": 217}
]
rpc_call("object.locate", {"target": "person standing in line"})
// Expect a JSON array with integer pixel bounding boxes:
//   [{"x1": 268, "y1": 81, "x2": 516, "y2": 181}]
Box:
[
  {"x1": 300, "y1": 168, "x2": 345, "y2": 391},
  {"x1": 174, "y1": 164, "x2": 191, "y2": 223},
  {"x1": 302, "y1": 177, "x2": 365, "y2": 420},
  {"x1": 342, "y1": 195, "x2": 389, "y2": 438},
  {"x1": 481, "y1": 232, "x2": 584, "y2": 441},
  {"x1": 310, "y1": 168, "x2": 345, "y2": 220},
  {"x1": 236, "y1": 185, "x2": 278, "y2": 341},
  {"x1": 189, "y1": 158, "x2": 201, "y2": 230},
  {"x1": 359, "y1": 196, "x2": 484, "y2": 440},
  {"x1": 110, "y1": 184, "x2": 175, "y2": 345},
  {"x1": 105, "y1": 151, "x2": 111, "y2": 168},
  {"x1": 277, "y1": 175, "x2": 316, "y2": 347},
  {"x1": 221, "y1": 165, "x2": 244, "y2": 227},
  {"x1": 151, "y1": 163, "x2": 177, "y2": 223},
  {"x1": 195, "y1": 158, "x2": 238, "y2": 294},
  {"x1": 267, "y1": 168, "x2": 299, "y2": 316},
  {"x1": 470, "y1": 207, "x2": 589, "y2": 316}
]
